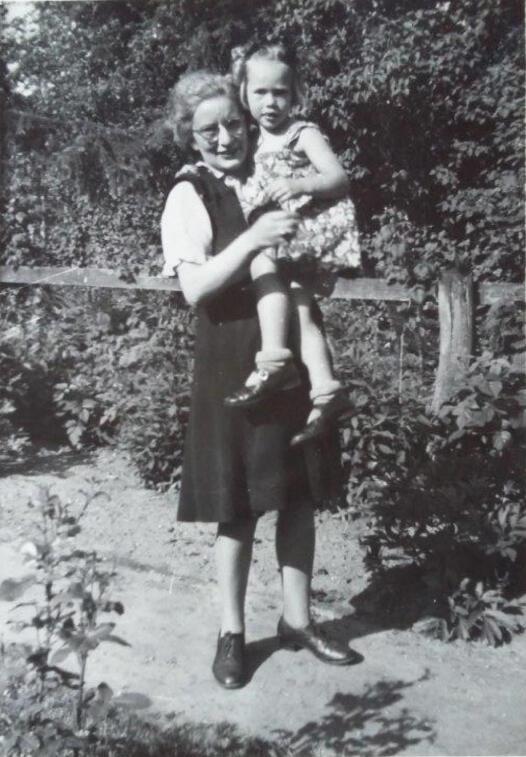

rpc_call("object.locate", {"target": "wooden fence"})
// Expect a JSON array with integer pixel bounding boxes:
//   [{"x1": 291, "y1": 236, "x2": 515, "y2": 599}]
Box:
[{"x1": 0, "y1": 265, "x2": 523, "y2": 412}]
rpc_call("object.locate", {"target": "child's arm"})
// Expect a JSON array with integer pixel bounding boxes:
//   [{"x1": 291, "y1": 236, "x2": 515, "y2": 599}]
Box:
[{"x1": 266, "y1": 128, "x2": 349, "y2": 204}]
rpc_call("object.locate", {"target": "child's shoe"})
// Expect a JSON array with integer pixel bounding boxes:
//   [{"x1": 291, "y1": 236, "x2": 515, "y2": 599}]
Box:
[
  {"x1": 225, "y1": 361, "x2": 301, "y2": 408},
  {"x1": 290, "y1": 390, "x2": 352, "y2": 446}
]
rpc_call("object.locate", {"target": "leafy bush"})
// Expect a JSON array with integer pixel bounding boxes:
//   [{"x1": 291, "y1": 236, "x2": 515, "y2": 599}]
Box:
[
  {"x1": 103, "y1": 294, "x2": 193, "y2": 489},
  {"x1": 414, "y1": 579, "x2": 524, "y2": 645},
  {"x1": 0, "y1": 287, "x2": 192, "y2": 489},
  {"x1": 356, "y1": 341, "x2": 526, "y2": 643},
  {"x1": 0, "y1": 332, "x2": 32, "y2": 461}
]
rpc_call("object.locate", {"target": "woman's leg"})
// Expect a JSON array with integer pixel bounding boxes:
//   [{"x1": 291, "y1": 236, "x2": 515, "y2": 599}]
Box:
[
  {"x1": 213, "y1": 516, "x2": 257, "y2": 688},
  {"x1": 276, "y1": 503, "x2": 315, "y2": 627},
  {"x1": 216, "y1": 516, "x2": 258, "y2": 634},
  {"x1": 275, "y1": 503, "x2": 361, "y2": 665}
]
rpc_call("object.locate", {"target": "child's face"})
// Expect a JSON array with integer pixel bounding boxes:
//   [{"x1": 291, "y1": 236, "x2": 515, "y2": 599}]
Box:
[{"x1": 245, "y1": 59, "x2": 293, "y2": 132}]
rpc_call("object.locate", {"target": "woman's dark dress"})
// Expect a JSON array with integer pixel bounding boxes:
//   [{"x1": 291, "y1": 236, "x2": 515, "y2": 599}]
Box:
[{"x1": 174, "y1": 165, "x2": 342, "y2": 523}]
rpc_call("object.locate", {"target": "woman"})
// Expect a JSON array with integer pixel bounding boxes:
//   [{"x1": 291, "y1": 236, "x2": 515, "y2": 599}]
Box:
[{"x1": 161, "y1": 71, "x2": 359, "y2": 689}]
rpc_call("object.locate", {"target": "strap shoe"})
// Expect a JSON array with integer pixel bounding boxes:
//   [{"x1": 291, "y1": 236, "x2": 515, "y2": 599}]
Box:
[
  {"x1": 277, "y1": 616, "x2": 361, "y2": 666},
  {"x1": 290, "y1": 391, "x2": 353, "y2": 446},
  {"x1": 224, "y1": 362, "x2": 301, "y2": 408},
  {"x1": 212, "y1": 632, "x2": 246, "y2": 689}
]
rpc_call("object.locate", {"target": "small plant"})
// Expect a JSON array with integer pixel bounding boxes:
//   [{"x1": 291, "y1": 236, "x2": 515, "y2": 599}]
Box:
[
  {"x1": 484, "y1": 499, "x2": 526, "y2": 564},
  {"x1": 0, "y1": 486, "x2": 129, "y2": 755},
  {"x1": 53, "y1": 378, "x2": 111, "y2": 450},
  {"x1": 415, "y1": 578, "x2": 524, "y2": 646}
]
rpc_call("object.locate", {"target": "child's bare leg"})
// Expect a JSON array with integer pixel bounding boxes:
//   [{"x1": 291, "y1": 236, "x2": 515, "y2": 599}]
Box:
[
  {"x1": 224, "y1": 252, "x2": 298, "y2": 406},
  {"x1": 246, "y1": 251, "x2": 294, "y2": 381},
  {"x1": 289, "y1": 282, "x2": 342, "y2": 424},
  {"x1": 251, "y1": 251, "x2": 289, "y2": 351}
]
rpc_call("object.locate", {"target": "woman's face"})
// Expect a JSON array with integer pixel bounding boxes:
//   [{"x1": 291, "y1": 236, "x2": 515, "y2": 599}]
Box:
[{"x1": 191, "y1": 95, "x2": 248, "y2": 175}]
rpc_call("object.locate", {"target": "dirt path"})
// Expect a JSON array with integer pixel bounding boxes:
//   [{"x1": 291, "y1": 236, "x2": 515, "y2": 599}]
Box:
[{"x1": 1, "y1": 449, "x2": 525, "y2": 756}]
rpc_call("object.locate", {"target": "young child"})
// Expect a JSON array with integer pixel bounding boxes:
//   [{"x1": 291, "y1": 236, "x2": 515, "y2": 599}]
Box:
[{"x1": 225, "y1": 43, "x2": 361, "y2": 446}]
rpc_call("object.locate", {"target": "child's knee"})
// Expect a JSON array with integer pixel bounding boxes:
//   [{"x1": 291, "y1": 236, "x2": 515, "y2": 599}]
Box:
[{"x1": 250, "y1": 249, "x2": 278, "y2": 279}]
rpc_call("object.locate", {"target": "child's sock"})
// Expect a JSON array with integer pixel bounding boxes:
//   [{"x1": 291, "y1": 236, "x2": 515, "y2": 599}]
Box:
[
  {"x1": 307, "y1": 380, "x2": 343, "y2": 423},
  {"x1": 246, "y1": 348, "x2": 294, "y2": 385}
]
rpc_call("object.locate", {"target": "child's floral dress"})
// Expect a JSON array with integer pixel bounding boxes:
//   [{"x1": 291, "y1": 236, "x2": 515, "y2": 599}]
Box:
[{"x1": 240, "y1": 120, "x2": 361, "y2": 274}]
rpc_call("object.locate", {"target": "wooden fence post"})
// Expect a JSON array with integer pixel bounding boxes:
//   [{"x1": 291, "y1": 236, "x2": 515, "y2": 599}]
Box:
[{"x1": 431, "y1": 270, "x2": 474, "y2": 413}]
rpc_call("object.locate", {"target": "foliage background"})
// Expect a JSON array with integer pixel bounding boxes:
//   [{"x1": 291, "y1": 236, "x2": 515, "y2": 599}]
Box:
[
  {"x1": 1, "y1": 0, "x2": 524, "y2": 282},
  {"x1": 0, "y1": 0, "x2": 525, "y2": 636}
]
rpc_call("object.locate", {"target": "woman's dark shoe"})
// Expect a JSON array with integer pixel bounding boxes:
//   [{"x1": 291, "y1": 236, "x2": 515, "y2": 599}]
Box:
[
  {"x1": 224, "y1": 363, "x2": 301, "y2": 408},
  {"x1": 290, "y1": 391, "x2": 353, "y2": 447},
  {"x1": 212, "y1": 632, "x2": 246, "y2": 689},
  {"x1": 277, "y1": 617, "x2": 361, "y2": 666}
]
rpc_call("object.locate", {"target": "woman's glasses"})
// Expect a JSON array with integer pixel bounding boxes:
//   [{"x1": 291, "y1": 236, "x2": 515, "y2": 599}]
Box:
[{"x1": 192, "y1": 118, "x2": 245, "y2": 146}]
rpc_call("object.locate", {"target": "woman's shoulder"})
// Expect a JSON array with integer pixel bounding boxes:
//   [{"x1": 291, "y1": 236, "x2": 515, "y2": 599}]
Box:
[
  {"x1": 176, "y1": 163, "x2": 199, "y2": 176},
  {"x1": 174, "y1": 162, "x2": 209, "y2": 184},
  {"x1": 163, "y1": 166, "x2": 210, "y2": 219},
  {"x1": 168, "y1": 163, "x2": 217, "y2": 206}
]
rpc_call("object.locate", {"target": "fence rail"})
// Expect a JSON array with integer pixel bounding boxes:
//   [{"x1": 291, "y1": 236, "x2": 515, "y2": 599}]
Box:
[
  {"x1": 0, "y1": 265, "x2": 523, "y2": 412},
  {"x1": 0, "y1": 266, "x2": 522, "y2": 305}
]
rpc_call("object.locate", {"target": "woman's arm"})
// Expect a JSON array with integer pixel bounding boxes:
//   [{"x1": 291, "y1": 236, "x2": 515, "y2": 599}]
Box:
[
  {"x1": 267, "y1": 128, "x2": 350, "y2": 204},
  {"x1": 162, "y1": 181, "x2": 299, "y2": 306},
  {"x1": 161, "y1": 182, "x2": 212, "y2": 278},
  {"x1": 179, "y1": 211, "x2": 300, "y2": 306},
  {"x1": 176, "y1": 225, "x2": 258, "y2": 307}
]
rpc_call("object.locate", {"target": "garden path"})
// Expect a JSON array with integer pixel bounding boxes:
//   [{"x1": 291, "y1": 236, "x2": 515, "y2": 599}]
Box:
[{"x1": 1, "y1": 448, "x2": 525, "y2": 756}]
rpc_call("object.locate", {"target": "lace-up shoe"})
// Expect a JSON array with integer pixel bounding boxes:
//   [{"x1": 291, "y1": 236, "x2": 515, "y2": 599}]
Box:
[
  {"x1": 277, "y1": 617, "x2": 361, "y2": 665},
  {"x1": 212, "y1": 632, "x2": 246, "y2": 688}
]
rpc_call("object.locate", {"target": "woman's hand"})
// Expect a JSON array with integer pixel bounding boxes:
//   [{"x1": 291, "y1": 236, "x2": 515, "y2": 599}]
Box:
[{"x1": 246, "y1": 209, "x2": 300, "y2": 250}]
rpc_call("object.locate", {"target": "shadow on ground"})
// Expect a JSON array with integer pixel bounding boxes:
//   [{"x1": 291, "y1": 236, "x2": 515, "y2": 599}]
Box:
[
  {"x1": 347, "y1": 563, "x2": 437, "y2": 634},
  {"x1": 93, "y1": 677, "x2": 435, "y2": 757},
  {"x1": 348, "y1": 556, "x2": 526, "y2": 636},
  {"x1": 303, "y1": 564, "x2": 437, "y2": 648},
  {"x1": 244, "y1": 630, "x2": 435, "y2": 756},
  {"x1": 244, "y1": 623, "x2": 365, "y2": 682},
  {"x1": 0, "y1": 449, "x2": 94, "y2": 478},
  {"x1": 272, "y1": 674, "x2": 435, "y2": 757}
]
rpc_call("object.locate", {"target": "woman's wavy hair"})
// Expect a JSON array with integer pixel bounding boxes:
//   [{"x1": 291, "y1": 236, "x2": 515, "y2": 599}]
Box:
[
  {"x1": 166, "y1": 70, "x2": 242, "y2": 153},
  {"x1": 231, "y1": 42, "x2": 305, "y2": 112}
]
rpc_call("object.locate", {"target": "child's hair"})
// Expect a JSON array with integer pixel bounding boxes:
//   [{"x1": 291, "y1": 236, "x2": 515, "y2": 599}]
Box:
[
  {"x1": 166, "y1": 70, "x2": 241, "y2": 152},
  {"x1": 231, "y1": 43, "x2": 305, "y2": 111}
]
